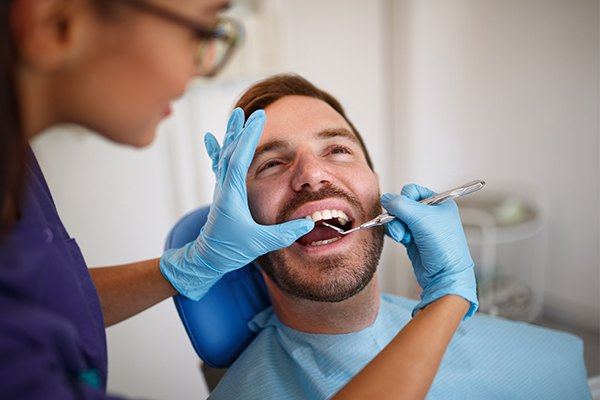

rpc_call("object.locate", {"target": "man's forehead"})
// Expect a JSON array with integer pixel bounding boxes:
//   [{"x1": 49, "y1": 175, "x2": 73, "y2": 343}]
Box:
[
  {"x1": 259, "y1": 95, "x2": 356, "y2": 145},
  {"x1": 253, "y1": 128, "x2": 360, "y2": 162}
]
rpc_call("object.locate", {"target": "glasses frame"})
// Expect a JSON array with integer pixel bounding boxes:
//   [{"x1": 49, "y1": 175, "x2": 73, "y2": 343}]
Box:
[{"x1": 111, "y1": 0, "x2": 243, "y2": 77}]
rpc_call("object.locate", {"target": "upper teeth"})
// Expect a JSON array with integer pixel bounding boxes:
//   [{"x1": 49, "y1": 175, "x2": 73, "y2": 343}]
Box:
[{"x1": 305, "y1": 209, "x2": 349, "y2": 225}]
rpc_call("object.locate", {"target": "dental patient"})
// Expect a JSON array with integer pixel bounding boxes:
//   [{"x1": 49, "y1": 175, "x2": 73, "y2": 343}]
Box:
[{"x1": 209, "y1": 74, "x2": 590, "y2": 399}]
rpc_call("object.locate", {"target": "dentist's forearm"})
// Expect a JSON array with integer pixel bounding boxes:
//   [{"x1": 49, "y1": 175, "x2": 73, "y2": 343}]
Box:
[
  {"x1": 332, "y1": 295, "x2": 469, "y2": 400},
  {"x1": 90, "y1": 258, "x2": 177, "y2": 327}
]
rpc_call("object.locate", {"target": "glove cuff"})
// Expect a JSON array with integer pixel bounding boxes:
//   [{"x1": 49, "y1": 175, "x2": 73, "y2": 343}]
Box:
[
  {"x1": 412, "y1": 267, "x2": 479, "y2": 321},
  {"x1": 159, "y1": 242, "x2": 224, "y2": 301}
]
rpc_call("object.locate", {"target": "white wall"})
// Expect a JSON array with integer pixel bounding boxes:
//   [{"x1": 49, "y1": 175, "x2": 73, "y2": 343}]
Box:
[{"x1": 392, "y1": 0, "x2": 599, "y2": 330}]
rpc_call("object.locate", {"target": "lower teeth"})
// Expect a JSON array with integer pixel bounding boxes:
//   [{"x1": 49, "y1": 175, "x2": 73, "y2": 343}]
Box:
[{"x1": 309, "y1": 237, "x2": 341, "y2": 246}]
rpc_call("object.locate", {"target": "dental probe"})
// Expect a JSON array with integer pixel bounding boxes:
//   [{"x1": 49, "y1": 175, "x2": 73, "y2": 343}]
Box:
[{"x1": 322, "y1": 179, "x2": 486, "y2": 235}]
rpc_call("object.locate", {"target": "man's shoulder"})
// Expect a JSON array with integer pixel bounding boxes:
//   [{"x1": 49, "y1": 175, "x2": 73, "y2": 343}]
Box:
[
  {"x1": 380, "y1": 293, "x2": 585, "y2": 361},
  {"x1": 221, "y1": 309, "x2": 283, "y2": 367},
  {"x1": 462, "y1": 310, "x2": 585, "y2": 360},
  {"x1": 209, "y1": 313, "x2": 296, "y2": 400}
]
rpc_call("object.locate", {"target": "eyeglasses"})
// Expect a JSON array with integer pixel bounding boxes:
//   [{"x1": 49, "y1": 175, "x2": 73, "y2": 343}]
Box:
[{"x1": 112, "y1": 0, "x2": 244, "y2": 77}]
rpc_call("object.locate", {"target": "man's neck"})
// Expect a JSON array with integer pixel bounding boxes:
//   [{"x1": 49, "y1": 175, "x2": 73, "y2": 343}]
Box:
[{"x1": 263, "y1": 273, "x2": 381, "y2": 334}]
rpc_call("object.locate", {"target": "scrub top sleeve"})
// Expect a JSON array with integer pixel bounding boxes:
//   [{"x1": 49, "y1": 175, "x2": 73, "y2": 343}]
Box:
[{"x1": 0, "y1": 297, "x2": 123, "y2": 400}]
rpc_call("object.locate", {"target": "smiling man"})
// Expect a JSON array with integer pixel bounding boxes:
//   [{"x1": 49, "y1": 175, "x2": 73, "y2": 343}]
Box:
[
  {"x1": 208, "y1": 74, "x2": 590, "y2": 400},
  {"x1": 246, "y1": 94, "x2": 385, "y2": 325}
]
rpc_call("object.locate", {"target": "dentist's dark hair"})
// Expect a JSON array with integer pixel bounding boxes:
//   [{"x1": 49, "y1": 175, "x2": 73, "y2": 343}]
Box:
[
  {"x1": 0, "y1": 1, "x2": 120, "y2": 237},
  {"x1": 234, "y1": 73, "x2": 374, "y2": 170},
  {"x1": 0, "y1": 1, "x2": 25, "y2": 237}
]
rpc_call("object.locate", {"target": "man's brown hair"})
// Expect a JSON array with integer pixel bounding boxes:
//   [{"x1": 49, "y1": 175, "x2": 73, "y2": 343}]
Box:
[{"x1": 233, "y1": 73, "x2": 374, "y2": 170}]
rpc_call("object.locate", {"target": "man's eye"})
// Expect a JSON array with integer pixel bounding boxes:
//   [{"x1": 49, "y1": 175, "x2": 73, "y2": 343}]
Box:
[
  {"x1": 329, "y1": 145, "x2": 352, "y2": 155},
  {"x1": 258, "y1": 160, "x2": 282, "y2": 173}
]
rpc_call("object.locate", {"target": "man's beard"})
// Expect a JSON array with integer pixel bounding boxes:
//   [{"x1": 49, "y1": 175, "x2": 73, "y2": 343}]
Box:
[{"x1": 257, "y1": 185, "x2": 385, "y2": 303}]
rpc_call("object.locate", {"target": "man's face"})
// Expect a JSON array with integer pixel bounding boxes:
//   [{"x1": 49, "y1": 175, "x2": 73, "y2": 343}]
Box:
[{"x1": 246, "y1": 95, "x2": 384, "y2": 302}]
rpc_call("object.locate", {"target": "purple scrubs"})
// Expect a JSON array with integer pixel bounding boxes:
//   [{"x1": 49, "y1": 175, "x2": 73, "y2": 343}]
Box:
[{"x1": 0, "y1": 149, "x2": 121, "y2": 399}]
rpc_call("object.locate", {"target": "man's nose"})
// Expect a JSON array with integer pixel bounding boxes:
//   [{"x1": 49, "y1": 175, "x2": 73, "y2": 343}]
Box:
[{"x1": 290, "y1": 154, "x2": 332, "y2": 192}]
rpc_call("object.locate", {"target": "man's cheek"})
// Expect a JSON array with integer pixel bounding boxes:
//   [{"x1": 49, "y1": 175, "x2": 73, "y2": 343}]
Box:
[
  {"x1": 246, "y1": 188, "x2": 264, "y2": 223},
  {"x1": 364, "y1": 176, "x2": 382, "y2": 216},
  {"x1": 249, "y1": 205, "x2": 268, "y2": 224},
  {"x1": 247, "y1": 196, "x2": 274, "y2": 225}
]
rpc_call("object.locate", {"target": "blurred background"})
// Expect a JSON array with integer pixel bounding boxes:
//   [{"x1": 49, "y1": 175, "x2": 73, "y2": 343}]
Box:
[{"x1": 31, "y1": 0, "x2": 598, "y2": 398}]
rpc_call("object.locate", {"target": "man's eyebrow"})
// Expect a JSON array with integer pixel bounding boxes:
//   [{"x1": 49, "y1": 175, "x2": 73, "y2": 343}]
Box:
[
  {"x1": 317, "y1": 128, "x2": 360, "y2": 145},
  {"x1": 253, "y1": 139, "x2": 290, "y2": 161}
]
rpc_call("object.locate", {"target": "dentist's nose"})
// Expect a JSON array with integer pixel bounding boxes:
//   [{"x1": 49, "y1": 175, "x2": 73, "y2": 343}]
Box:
[{"x1": 291, "y1": 154, "x2": 332, "y2": 192}]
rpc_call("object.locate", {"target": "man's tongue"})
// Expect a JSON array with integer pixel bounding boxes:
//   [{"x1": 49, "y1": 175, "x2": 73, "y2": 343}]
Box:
[{"x1": 297, "y1": 225, "x2": 341, "y2": 246}]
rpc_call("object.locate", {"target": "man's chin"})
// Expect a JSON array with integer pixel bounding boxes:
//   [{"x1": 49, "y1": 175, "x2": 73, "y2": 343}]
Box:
[
  {"x1": 258, "y1": 251, "x2": 379, "y2": 303},
  {"x1": 274, "y1": 264, "x2": 376, "y2": 303},
  {"x1": 257, "y1": 224, "x2": 385, "y2": 303}
]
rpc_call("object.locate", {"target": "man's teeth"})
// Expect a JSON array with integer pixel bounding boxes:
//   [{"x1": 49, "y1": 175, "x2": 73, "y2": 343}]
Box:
[
  {"x1": 309, "y1": 237, "x2": 341, "y2": 246},
  {"x1": 305, "y1": 209, "x2": 349, "y2": 225}
]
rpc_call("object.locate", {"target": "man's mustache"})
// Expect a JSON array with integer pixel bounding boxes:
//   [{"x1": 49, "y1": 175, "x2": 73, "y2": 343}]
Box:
[{"x1": 276, "y1": 184, "x2": 365, "y2": 224}]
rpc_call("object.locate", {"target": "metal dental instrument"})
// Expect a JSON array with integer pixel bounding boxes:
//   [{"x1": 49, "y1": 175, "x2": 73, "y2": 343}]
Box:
[{"x1": 322, "y1": 179, "x2": 486, "y2": 235}]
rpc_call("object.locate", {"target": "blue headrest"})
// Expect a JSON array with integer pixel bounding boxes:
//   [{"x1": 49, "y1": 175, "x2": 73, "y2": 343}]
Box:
[{"x1": 164, "y1": 206, "x2": 271, "y2": 368}]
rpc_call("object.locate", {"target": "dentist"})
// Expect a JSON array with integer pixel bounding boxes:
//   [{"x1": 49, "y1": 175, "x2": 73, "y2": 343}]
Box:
[{"x1": 1, "y1": 0, "x2": 477, "y2": 398}]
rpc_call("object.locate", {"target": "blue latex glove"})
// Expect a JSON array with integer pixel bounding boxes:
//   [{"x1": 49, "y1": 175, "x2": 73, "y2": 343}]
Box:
[
  {"x1": 380, "y1": 184, "x2": 478, "y2": 319},
  {"x1": 160, "y1": 109, "x2": 315, "y2": 300}
]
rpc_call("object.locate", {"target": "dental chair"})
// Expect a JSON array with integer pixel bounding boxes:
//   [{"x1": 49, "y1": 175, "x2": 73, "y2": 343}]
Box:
[{"x1": 164, "y1": 206, "x2": 270, "y2": 390}]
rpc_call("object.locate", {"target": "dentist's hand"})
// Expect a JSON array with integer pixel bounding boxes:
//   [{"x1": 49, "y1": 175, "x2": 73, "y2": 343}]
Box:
[
  {"x1": 381, "y1": 184, "x2": 478, "y2": 319},
  {"x1": 160, "y1": 109, "x2": 314, "y2": 300}
]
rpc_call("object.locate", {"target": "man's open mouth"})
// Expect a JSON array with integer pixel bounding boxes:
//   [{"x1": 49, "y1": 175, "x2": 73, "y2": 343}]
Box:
[{"x1": 296, "y1": 209, "x2": 354, "y2": 247}]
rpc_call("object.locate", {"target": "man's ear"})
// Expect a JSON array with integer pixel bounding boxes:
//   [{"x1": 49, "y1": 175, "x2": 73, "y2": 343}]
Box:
[{"x1": 11, "y1": 0, "x2": 90, "y2": 71}]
